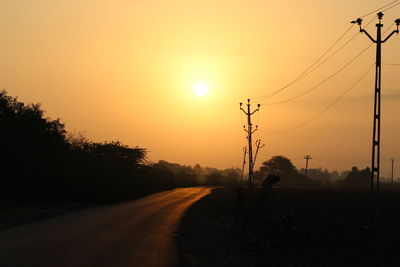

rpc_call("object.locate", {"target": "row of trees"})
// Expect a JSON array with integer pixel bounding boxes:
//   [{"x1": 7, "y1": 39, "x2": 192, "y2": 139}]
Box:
[
  {"x1": 255, "y1": 155, "x2": 370, "y2": 187},
  {"x1": 0, "y1": 90, "x2": 241, "y2": 204},
  {"x1": 0, "y1": 90, "x2": 371, "y2": 205},
  {"x1": 153, "y1": 161, "x2": 241, "y2": 187}
]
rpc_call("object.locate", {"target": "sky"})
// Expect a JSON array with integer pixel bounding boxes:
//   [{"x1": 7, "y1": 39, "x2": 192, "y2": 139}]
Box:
[{"x1": 1, "y1": 0, "x2": 400, "y2": 175}]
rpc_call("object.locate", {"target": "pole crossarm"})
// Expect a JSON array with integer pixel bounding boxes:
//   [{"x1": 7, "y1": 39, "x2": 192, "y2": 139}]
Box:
[
  {"x1": 240, "y1": 107, "x2": 248, "y2": 115},
  {"x1": 360, "y1": 27, "x2": 399, "y2": 43},
  {"x1": 361, "y1": 29, "x2": 377, "y2": 42},
  {"x1": 383, "y1": 29, "x2": 399, "y2": 42},
  {"x1": 250, "y1": 108, "x2": 260, "y2": 115},
  {"x1": 354, "y1": 12, "x2": 400, "y2": 43},
  {"x1": 243, "y1": 125, "x2": 258, "y2": 134}
]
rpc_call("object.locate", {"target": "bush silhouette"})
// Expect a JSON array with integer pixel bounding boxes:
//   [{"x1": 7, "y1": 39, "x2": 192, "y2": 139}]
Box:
[{"x1": 0, "y1": 90, "x2": 173, "y2": 203}]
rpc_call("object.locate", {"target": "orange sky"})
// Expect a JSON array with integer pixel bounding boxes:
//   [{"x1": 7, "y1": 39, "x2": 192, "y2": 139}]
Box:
[{"x1": 1, "y1": 0, "x2": 400, "y2": 174}]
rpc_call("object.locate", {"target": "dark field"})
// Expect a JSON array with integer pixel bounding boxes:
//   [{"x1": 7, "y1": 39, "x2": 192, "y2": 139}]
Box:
[{"x1": 177, "y1": 187, "x2": 400, "y2": 266}]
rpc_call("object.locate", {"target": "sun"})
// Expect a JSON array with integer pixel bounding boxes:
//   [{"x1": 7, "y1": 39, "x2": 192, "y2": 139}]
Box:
[{"x1": 193, "y1": 82, "x2": 209, "y2": 97}]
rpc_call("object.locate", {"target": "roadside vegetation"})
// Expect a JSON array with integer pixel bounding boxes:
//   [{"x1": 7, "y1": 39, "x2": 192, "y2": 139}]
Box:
[
  {"x1": 0, "y1": 90, "x2": 375, "y2": 228},
  {"x1": 0, "y1": 90, "x2": 243, "y2": 204}
]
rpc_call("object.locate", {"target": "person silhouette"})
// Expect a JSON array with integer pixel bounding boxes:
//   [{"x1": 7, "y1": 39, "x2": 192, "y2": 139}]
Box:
[{"x1": 262, "y1": 174, "x2": 280, "y2": 199}]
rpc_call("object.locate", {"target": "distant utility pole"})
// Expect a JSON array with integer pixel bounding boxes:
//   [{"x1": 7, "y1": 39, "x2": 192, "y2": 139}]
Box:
[
  {"x1": 240, "y1": 146, "x2": 247, "y2": 186},
  {"x1": 240, "y1": 99, "x2": 260, "y2": 187},
  {"x1": 353, "y1": 13, "x2": 400, "y2": 230},
  {"x1": 391, "y1": 158, "x2": 395, "y2": 184},
  {"x1": 304, "y1": 155, "x2": 312, "y2": 178},
  {"x1": 252, "y1": 139, "x2": 265, "y2": 170}
]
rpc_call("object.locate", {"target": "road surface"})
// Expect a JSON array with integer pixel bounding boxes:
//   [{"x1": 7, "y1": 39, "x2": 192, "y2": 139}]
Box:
[{"x1": 0, "y1": 187, "x2": 211, "y2": 267}]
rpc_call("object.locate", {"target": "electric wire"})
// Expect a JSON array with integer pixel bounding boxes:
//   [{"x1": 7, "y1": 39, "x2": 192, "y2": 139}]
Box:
[
  {"x1": 251, "y1": 1, "x2": 398, "y2": 102},
  {"x1": 382, "y1": 1, "x2": 400, "y2": 13},
  {"x1": 289, "y1": 15, "x2": 375, "y2": 88},
  {"x1": 261, "y1": 44, "x2": 372, "y2": 105},
  {"x1": 261, "y1": 21, "x2": 395, "y2": 106},
  {"x1": 300, "y1": 15, "x2": 376, "y2": 81},
  {"x1": 252, "y1": 15, "x2": 376, "y2": 102},
  {"x1": 364, "y1": 14, "x2": 379, "y2": 28},
  {"x1": 251, "y1": 24, "x2": 356, "y2": 100},
  {"x1": 253, "y1": 28, "x2": 358, "y2": 102},
  {"x1": 262, "y1": 64, "x2": 374, "y2": 134},
  {"x1": 359, "y1": 0, "x2": 399, "y2": 18}
]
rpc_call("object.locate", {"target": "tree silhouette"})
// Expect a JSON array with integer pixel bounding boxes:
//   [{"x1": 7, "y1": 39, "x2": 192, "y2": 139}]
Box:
[
  {"x1": 259, "y1": 156, "x2": 320, "y2": 186},
  {"x1": 0, "y1": 90, "x2": 67, "y2": 200},
  {"x1": 0, "y1": 90, "x2": 171, "y2": 203},
  {"x1": 260, "y1": 156, "x2": 297, "y2": 176},
  {"x1": 339, "y1": 166, "x2": 370, "y2": 188}
]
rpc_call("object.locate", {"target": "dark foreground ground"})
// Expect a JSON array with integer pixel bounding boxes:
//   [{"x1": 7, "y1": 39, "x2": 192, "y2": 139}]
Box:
[
  {"x1": 0, "y1": 201, "x2": 94, "y2": 231},
  {"x1": 177, "y1": 187, "x2": 400, "y2": 266}
]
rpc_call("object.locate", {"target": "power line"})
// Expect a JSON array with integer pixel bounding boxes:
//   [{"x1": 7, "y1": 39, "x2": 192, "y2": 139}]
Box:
[
  {"x1": 261, "y1": 21, "x2": 396, "y2": 106},
  {"x1": 252, "y1": 17, "x2": 376, "y2": 103},
  {"x1": 262, "y1": 64, "x2": 374, "y2": 134},
  {"x1": 382, "y1": 1, "x2": 400, "y2": 13},
  {"x1": 292, "y1": 15, "x2": 376, "y2": 88},
  {"x1": 252, "y1": 15, "x2": 379, "y2": 102},
  {"x1": 251, "y1": 2, "x2": 398, "y2": 103},
  {"x1": 251, "y1": 24, "x2": 356, "y2": 101},
  {"x1": 261, "y1": 45, "x2": 372, "y2": 106},
  {"x1": 359, "y1": 0, "x2": 399, "y2": 18},
  {"x1": 363, "y1": 14, "x2": 380, "y2": 28},
  {"x1": 254, "y1": 30, "x2": 359, "y2": 102}
]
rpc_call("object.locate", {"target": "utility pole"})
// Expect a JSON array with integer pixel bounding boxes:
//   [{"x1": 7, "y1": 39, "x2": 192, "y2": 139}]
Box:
[
  {"x1": 240, "y1": 146, "x2": 247, "y2": 187},
  {"x1": 252, "y1": 139, "x2": 265, "y2": 170},
  {"x1": 391, "y1": 158, "x2": 395, "y2": 184},
  {"x1": 252, "y1": 139, "x2": 265, "y2": 185},
  {"x1": 353, "y1": 13, "x2": 400, "y2": 230},
  {"x1": 304, "y1": 155, "x2": 312, "y2": 178},
  {"x1": 240, "y1": 99, "x2": 260, "y2": 187}
]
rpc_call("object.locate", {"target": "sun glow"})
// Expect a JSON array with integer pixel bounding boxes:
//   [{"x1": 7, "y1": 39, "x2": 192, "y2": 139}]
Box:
[{"x1": 193, "y1": 82, "x2": 209, "y2": 97}]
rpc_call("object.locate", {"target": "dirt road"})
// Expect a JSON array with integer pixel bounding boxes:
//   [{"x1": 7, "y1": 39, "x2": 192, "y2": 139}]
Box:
[{"x1": 0, "y1": 187, "x2": 211, "y2": 267}]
